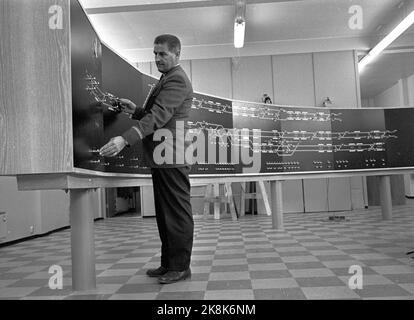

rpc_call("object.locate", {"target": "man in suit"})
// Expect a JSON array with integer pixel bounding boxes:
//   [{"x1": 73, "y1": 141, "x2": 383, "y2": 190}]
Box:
[{"x1": 99, "y1": 34, "x2": 193, "y2": 284}]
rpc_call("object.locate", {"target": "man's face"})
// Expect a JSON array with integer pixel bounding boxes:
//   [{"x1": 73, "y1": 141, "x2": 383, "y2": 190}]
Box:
[{"x1": 154, "y1": 42, "x2": 179, "y2": 74}]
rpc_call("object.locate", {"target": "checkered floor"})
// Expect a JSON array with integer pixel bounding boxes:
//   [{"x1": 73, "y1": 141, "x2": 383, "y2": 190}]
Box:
[{"x1": 1, "y1": 203, "x2": 414, "y2": 300}]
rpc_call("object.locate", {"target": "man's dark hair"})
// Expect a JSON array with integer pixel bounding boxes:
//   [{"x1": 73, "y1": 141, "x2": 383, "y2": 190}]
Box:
[{"x1": 154, "y1": 34, "x2": 181, "y2": 54}]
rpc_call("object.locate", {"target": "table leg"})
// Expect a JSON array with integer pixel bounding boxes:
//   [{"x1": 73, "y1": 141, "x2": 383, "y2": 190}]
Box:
[
  {"x1": 270, "y1": 180, "x2": 284, "y2": 230},
  {"x1": 240, "y1": 182, "x2": 246, "y2": 217},
  {"x1": 69, "y1": 189, "x2": 96, "y2": 291},
  {"x1": 379, "y1": 175, "x2": 392, "y2": 220}
]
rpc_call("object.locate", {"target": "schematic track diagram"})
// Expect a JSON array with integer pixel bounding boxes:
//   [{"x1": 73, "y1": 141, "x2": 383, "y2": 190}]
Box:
[
  {"x1": 191, "y1": 97, "x2": 345, "y2": 122},
  {"x1": 186, "y1": 120, "x2": 398, "y2": 156},
  {"x1": 188, "y1": 120, "x2": 227, "y2": 131},
  {"x1": 63, "y1": 0, "x2": 414, "y2": 176},
  {"x1": 257, "y1": 130, "x2": 398, "y2": 141},
  {"x1": 191, "y1": 96, "x2": 232, "y2": 114},
  {"x1": 333, "y1": 130, "x2": 398, "y2": 140},
  {"x1": 235, "y1": 139, "x2": 389, "y2": 156},
  {"x1": 187, "y1": 121, "x2": 233, "y2": 147},
  {"x1": 232, "y1": 103, "x2": 343, "y2": 122},
  {"x1": 85, "y1": 72, "x2": 124, "y2": 113}
]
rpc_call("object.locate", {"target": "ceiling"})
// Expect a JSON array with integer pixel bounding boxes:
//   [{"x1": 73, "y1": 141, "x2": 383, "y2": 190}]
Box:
[{"x1": 80, "y1": 0, "x2": 414, "y2": 99}]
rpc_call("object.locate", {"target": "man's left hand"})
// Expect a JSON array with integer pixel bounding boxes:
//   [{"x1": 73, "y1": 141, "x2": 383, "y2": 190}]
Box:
[{"x1": 99, "y1": 136, "x2": 127, "y2": 157}]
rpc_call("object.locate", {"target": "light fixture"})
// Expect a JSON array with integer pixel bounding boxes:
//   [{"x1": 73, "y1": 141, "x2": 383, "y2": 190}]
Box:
[
  {"x1": 234, "y1": 0, "x2": 246, "y2": 48},
  {"x1": 359, "y1": 9, "x2": 414, "y2": 71},
  {"x1": 234, "y1": 19, "x2": 245, "y2": 48}
]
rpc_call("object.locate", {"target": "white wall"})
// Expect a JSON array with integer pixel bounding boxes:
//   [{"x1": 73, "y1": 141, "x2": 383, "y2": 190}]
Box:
[
  {"x1": 361, "y1": 98, "x2": 375, "y2": 108},
  {"x1": 0, "y1": 177, "x2": 71, "y2": 243},
  {"x1": 408, "y1": 73, "x2": 414, "y2": 107},
  {"x1": 39, "y1": 190, "x2": 70, "y2": 234},
  {"x1": 374, "y1": 82, "x2": 401, "y2": 108},
  {"x1": 232, "y1": 55, "x2": 274, "y2": 102},
  {"x1": 272, "y1": 53, "x2": 315, "y2": 106},
  {"x1": 313, "y1": 51, "x2": 360, "y2": 108},
  {"x1": 405, "y1": 74, "x2": 414, "y2": 196},
  {"x1": 138, "y1": 50, "x2": 360, "y2": 107},
  {"x1": 0, "y1": 177, "x2": 41, "y2": 242},
  {"x1": 192, "y1": 58, "x2": 231, "y2": 97},
  {"x1": 367, "y1": 73, "x2": 414, "y2": 198},
  {"x1": 0, "y1": 177, "x2": 105, "y2": 244}
]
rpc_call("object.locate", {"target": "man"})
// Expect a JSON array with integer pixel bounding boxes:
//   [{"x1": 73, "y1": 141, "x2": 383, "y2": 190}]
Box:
[{"x1": 99, "y1": 34, "x2": 193, "y2": 284}]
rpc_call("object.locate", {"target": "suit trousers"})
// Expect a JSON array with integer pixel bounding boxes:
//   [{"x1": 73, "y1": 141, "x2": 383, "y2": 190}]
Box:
[{"x1": 151, "y1": 166, "x2": 194, "y2": 271}]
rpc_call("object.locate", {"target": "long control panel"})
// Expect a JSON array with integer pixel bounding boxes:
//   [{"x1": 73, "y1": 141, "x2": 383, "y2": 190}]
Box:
[{"x1": 70, "y1": 0, "x2": 414, "y2": 175}]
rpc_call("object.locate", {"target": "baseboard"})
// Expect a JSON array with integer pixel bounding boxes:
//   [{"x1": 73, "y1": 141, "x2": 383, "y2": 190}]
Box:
[{"x1": 0, "y1": 217, "x2": 104, "y2": 247}]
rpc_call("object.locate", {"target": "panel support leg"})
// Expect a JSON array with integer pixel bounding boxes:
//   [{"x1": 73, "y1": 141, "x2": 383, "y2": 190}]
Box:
[
  {"x1": 270, "y1": 180, "x2": 284, "y2": 230},
  {"x1": 69, "y1": 188, "x2": 96, "y2": 291},
  {"x1": 213, "y1": 183, "x2": 220, "y2": 220},
  {"x1": 240, "y1": 182, "x2": 246, "y2": 217},
  {"x1": 379, "y1": 175, "x2": 392, "y2": 220}
]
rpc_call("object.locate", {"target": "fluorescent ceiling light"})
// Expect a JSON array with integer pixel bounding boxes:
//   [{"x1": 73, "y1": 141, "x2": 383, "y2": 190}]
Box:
[
  {"x1": 234, "y1": 19, "x2": 245, "y2": 48},
  {"x1": 234, "y1": 0, "x2": 246, "y2": 49},
  {"x1": 359, "y1": 9, "x2": 414, "y2": 71}
]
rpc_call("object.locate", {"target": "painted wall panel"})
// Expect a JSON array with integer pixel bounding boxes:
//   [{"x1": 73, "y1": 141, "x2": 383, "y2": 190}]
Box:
[
  {"x1": 408, "y1": 74, "x2": 414, "y2": 107},
  {"x1": 0, "y1": 177, "x2": 40, "y2": 243},
  {"x1": 282, "y1": 180, "x2": 304, "y2": 213},
  {"x1": 327, "y1": 177, "x2": 352, "y2": 211},
  {"x1": 232, "y1": 56, "x2": 273, "y2": 102},
  {"x1": 191, "y1": 58, "x2": 231, "y2": 98},
  {"x1": 303, "y1": 179, "x2": 328, "y2": 212},
  {"x1": 374, "y1": 82, "x2": 401, "y2": 108},
  {"x1": 272, "y1": 53, "x2": 315, "y2": 106},
  {"x1": 40, "y1": 191, "x2": 70, "y2": 234},
  {"x1": 313, "y1": 51, "x2": 358, "y2": 108},
  {"x1": 350, "y1": 176, "x2": 366, "y2": 209}
]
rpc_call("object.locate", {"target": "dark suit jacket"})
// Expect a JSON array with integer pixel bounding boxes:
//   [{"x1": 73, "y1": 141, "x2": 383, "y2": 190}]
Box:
[{"x1": 122, "y1": 65, "x2": 193, "y2": 168}]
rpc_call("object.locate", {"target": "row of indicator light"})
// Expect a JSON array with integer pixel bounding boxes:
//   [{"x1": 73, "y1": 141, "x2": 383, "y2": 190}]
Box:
[
  {"x1": 87, "y1": 160, "x2": 144, "y2": 170},
  {"x1": 365, "y1": 159, "x2": 386, "y2": 167},
  {"x1": 335, "y1": 160, "x2": 349, "y2": 169},
  {"x1": 269, "y1": 166, "x2": 301, "y2": 171},
  {"x1": 312, "y1": 160, "x2": 333, "y2": 169},
  {"x1": 269, "y1": 161, "x2": 300, "y2": 166}
]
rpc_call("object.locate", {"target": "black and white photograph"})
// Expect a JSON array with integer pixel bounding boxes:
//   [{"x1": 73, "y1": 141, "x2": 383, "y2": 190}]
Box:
[{"x1": 1, "y1": 0, "x2": 414, "y2": 311}]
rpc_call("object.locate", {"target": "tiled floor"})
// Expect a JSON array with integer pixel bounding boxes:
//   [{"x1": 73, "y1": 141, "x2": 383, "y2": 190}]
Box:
[{"x1": 0, "y1": 204, "x2": 414, "y2": 300}]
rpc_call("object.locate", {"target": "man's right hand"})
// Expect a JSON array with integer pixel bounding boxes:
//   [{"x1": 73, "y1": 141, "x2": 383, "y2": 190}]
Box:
[{"x1": 119, "y1": 98, "x2": 137, "y2": 115}]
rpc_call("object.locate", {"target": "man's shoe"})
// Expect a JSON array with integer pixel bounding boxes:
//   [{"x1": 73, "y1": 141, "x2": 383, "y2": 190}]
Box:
[
  {"x1": 158, "y1": 268, "x2": 191, "y2": 284},
  {"x1": 146, "y1": 266, "x2": 168, "y2": 277}
]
